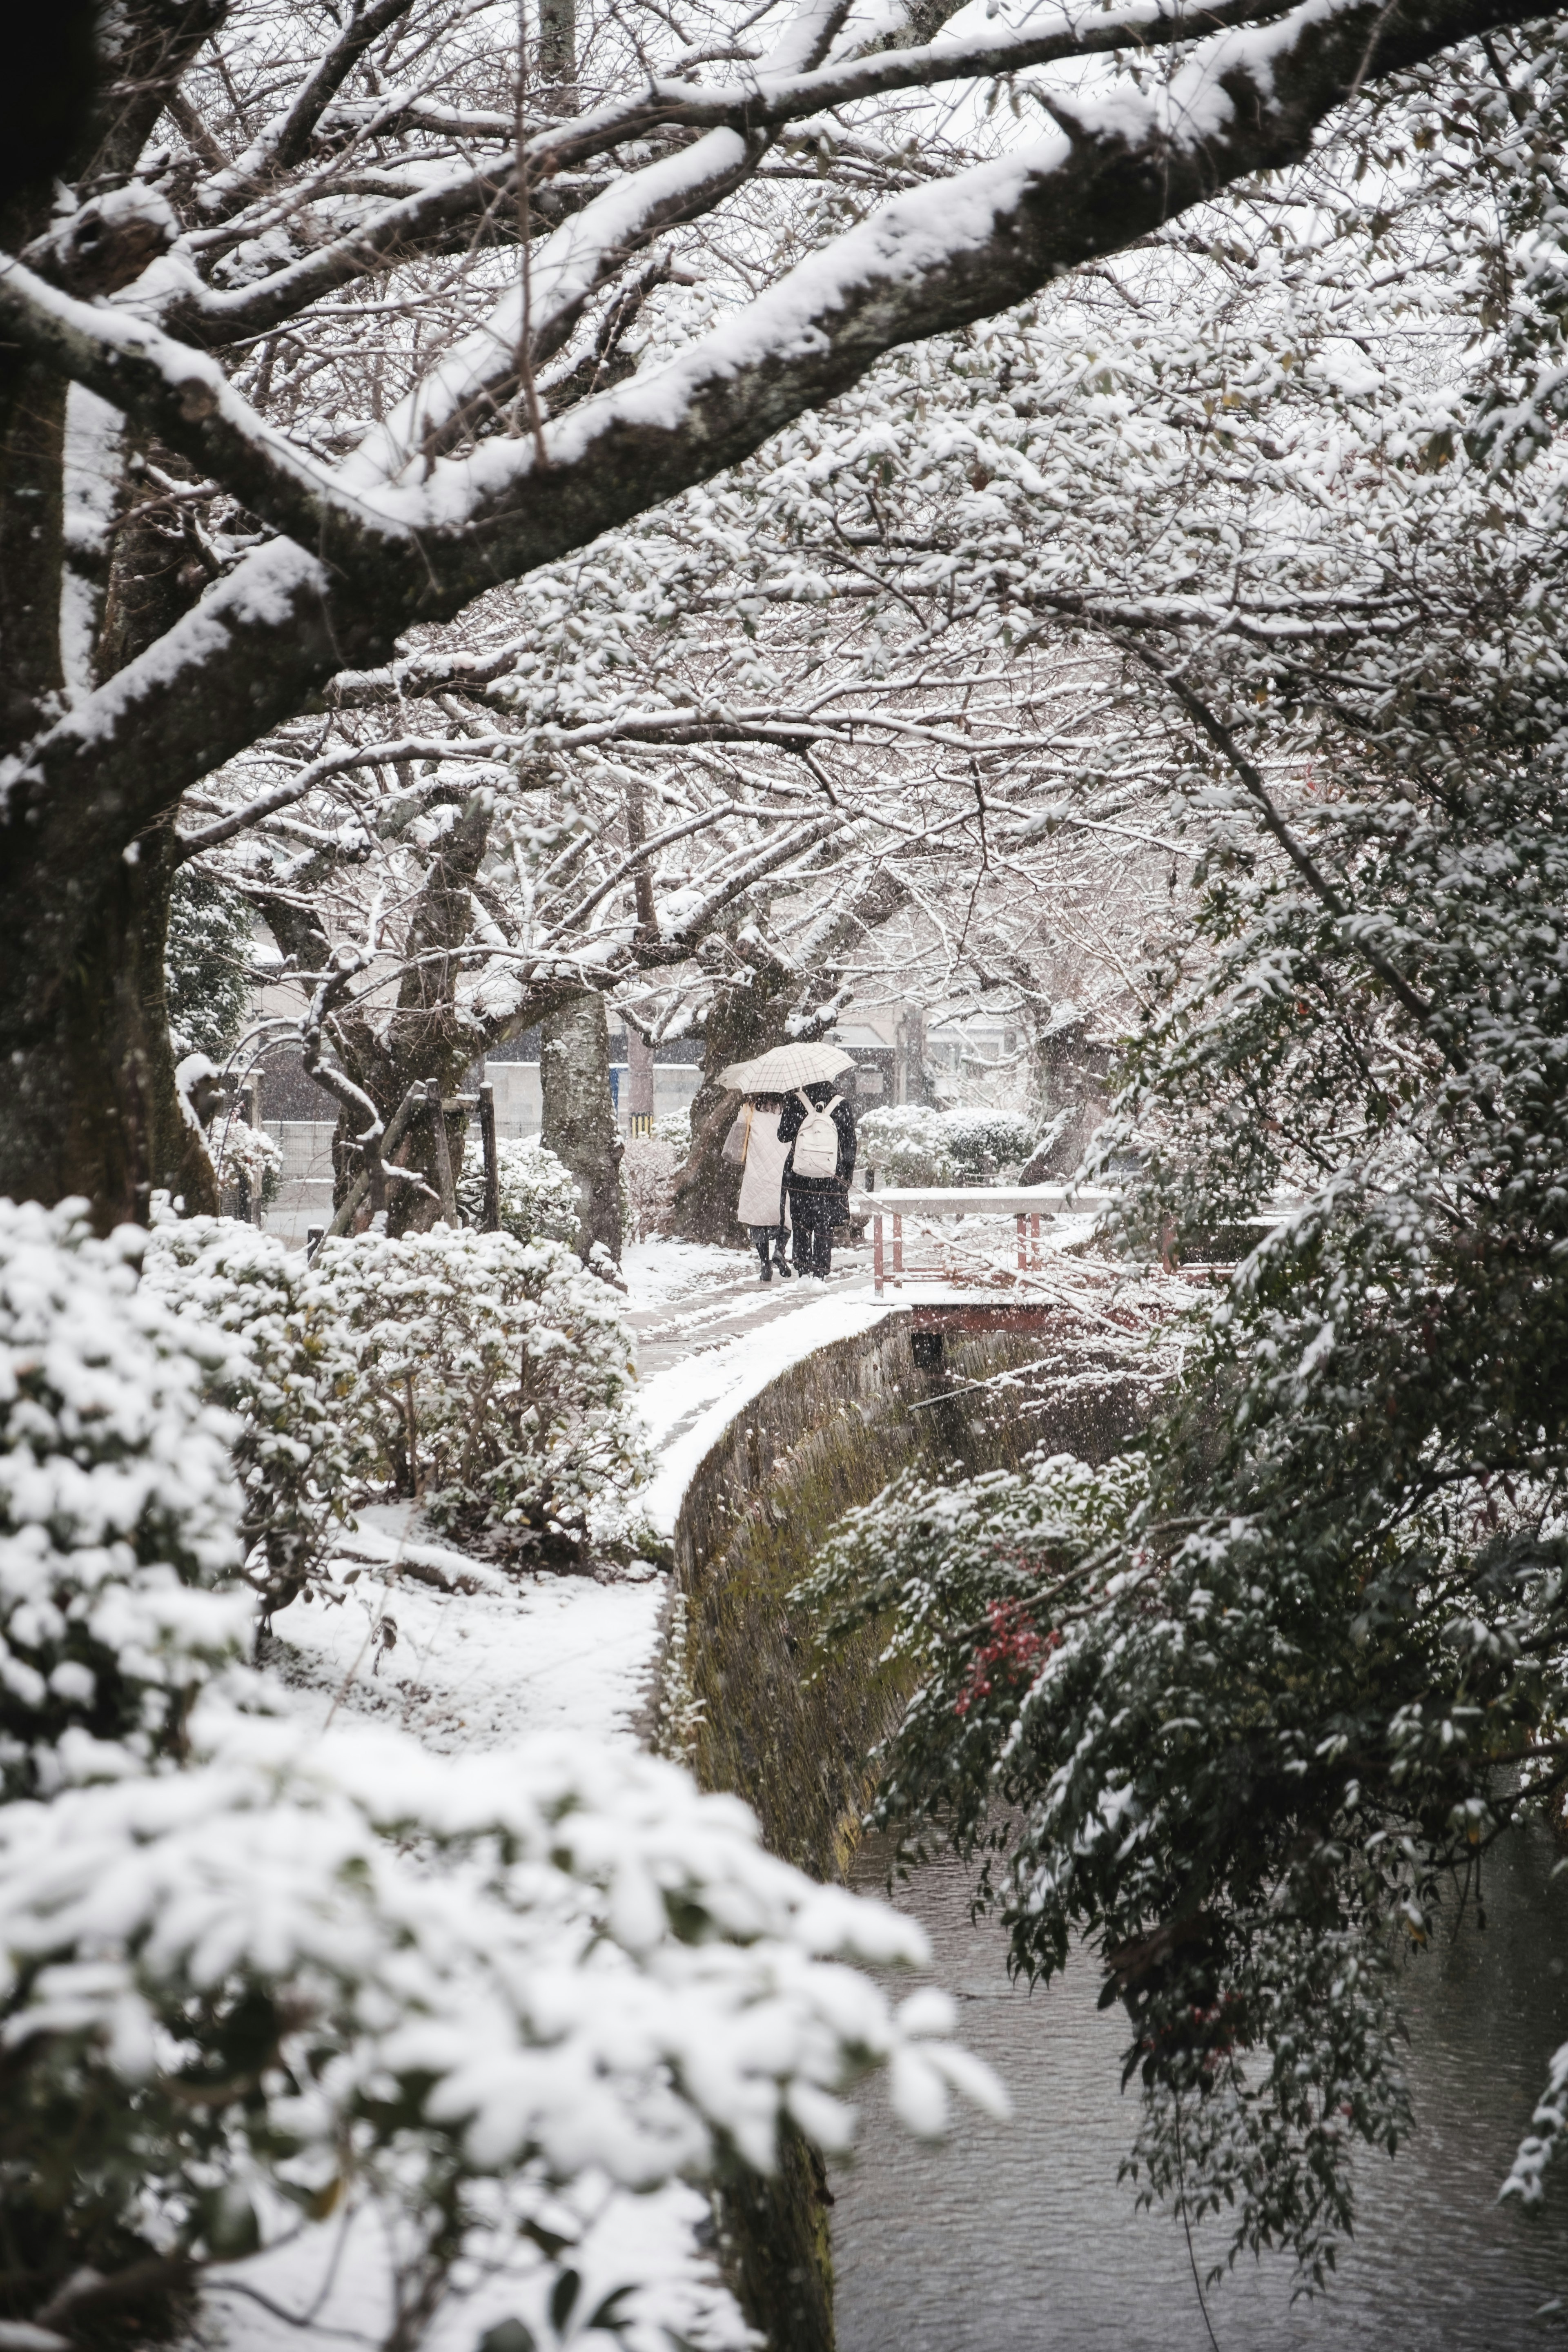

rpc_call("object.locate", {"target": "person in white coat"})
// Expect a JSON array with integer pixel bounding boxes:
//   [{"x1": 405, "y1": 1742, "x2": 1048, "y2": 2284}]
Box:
[{"x1": 722, "y1": 1092, "x2": 794, "y2": 1281}]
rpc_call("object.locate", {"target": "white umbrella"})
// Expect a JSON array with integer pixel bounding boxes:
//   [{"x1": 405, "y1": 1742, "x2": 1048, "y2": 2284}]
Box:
[{"x1": 718, "y1": 1042, "x2": 857, "y2": 1092}]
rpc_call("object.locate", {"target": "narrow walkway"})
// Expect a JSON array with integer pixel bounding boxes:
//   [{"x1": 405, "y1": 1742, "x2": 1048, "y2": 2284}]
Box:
[{"x1": 623, "y1": 1236, "x2": 877, "y2": 1383}]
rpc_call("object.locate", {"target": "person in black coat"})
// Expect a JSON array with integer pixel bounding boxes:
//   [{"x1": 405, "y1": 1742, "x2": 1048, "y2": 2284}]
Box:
[{"x1": 777, "y1": 1080, "x2": 857, "y2": 1280}]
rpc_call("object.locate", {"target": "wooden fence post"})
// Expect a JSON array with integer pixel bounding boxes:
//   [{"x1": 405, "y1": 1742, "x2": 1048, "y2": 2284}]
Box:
[
  {"x1": 477, "y1": 1081, "x2": 501, "y2": 1231},
  {"x1": 425, "y1": 1079, "x2": 459, "y2": 1224}
]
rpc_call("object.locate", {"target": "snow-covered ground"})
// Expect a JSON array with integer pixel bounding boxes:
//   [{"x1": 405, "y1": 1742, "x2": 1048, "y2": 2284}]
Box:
[
  {"x1": 621, "y1": 1236, "x2": 747, "y2": 1307},
  {"x1": 206, "y1": 2145, "x2": 746, "y2": 2352},
  {"x1": 266, "y1": 1504, "x2": 667, "y2": 1752},
  {"x1": 227, "y1": 1488, "x2": 739, "y2": 2352}
]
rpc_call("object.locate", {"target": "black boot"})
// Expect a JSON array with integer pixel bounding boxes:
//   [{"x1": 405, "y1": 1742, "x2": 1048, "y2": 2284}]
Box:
[{"x1": 773, "y1": 1241, "x2": 793, "y2": 1278}]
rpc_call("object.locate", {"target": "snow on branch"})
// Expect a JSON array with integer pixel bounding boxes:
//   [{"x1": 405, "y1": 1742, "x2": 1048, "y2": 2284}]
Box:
[
  {"x1": 200, "y1": 0, "x2": 419, "y2": 216},
  {"x1": 12, "y1": 0, "x2": 1540, "y2": 861},
  {"x1": 0, "y1": 254, "x2": 413, "y2": 566},
  {"x1": 525, "y1": 0, "x2": 1300, "y2": 159},
  {"x1": 176, "y1": 735, "x2": 520, "y2": 859},
  {"x1": 381, "y1": 0, "x2": 1548, "y2": 563}
]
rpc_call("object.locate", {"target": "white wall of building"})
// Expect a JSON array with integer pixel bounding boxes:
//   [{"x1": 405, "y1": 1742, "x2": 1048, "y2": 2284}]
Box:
[{"x1": 262, "y1": 1062, "x2": 703, "y2": 1247}]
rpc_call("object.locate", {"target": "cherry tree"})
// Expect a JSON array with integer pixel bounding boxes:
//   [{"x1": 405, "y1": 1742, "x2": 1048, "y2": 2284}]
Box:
[
  {"x1": 0, "y1": 0, "x2": 1548, "y2": 1224},
  {"x1": 176, "y1": 483, "x2": 1177, "y2": 1229}
]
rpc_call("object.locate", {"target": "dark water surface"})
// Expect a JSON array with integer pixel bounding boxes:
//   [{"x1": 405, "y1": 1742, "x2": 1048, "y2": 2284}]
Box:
[{"x1": 831, "y1": 1827, "x2": 1568, "y2": 2351}]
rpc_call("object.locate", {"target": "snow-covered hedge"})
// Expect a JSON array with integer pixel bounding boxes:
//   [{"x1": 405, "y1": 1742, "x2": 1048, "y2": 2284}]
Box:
[
  {"x1": 2, "y1": 1708, "x2": 996, "y2": 2340},
  {"x1": 211, "y1": 1113, "x2": 283, "y2": 1209},
  {"x1": 322, "y1": 1223, "x2": 647, "y2": 1551},
  {"x1": 856, "y1": 1105, "x2": 1038, "y2": 1185},
  {"x1": 0, "y1": 1199, "x2": 251, "y2": 1800},
  {"x1": 0, "y1": 1198, "x2": 1000, "y2": 2348},
  {"x1": 458, "y1": 1135, "x2": 581, "y2": 1247},
  {"x1": 145, "y1": 1217, "x2": 361, "y2": 1616},
  {"x1": 147, "y1": 1218, "x2": 646, "y2": 1568}
]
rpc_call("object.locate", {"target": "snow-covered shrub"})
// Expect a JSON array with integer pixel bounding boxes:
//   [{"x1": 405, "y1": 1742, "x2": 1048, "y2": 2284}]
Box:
[
  {"x1": 321, "y1": 1225, "x2": 646, "y2": 1551},
  {"x1": 940, "y1": 1109, "x2": 1036, "y2": 1180},
  {"x1": 857, "y1": 1106, "x2": 1036, "y2": 1186},
  {"x1": 145, "y1": 1219, "x2": 362, "y2": 1617},
  {"x1": 653, "y1": 1108, "x2": 691, "y2": 1155},
  {"x1": 0, "y1": 1199, "x2": 251, "y2": 1802},
  {"x1": 623, "y1": 1133, "x2": 678, "y2": 1242},
  {"x1": 458, "y1": 1136, "x2": 581, "y2": 1247},
  {"x1": 165, "y1": 869, "x2": 252, "y2": 1065},
  {"x1": 210, "y1": 1112, "x2": 282, "y2": 1211},
  {"x1": 0, "y1": 1205, "x2": 1000, "y2": 2346},
  {"x1": 854, "y1": 1104, "x2": 953, "y2": 1185},
  {"x1": 1, "y1": 1710, "x2": 999, "y2": 2344}
]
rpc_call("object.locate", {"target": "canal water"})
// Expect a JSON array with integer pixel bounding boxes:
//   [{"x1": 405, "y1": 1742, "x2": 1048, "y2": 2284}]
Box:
[{"x1": 831, "y1": 1825, "x2": 1568, "y2": 2350}]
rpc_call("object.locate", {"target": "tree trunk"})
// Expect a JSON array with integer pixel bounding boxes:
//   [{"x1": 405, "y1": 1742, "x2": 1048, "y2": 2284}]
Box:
[
  {"x1": 672, "y1": 871, "x2": 910, "y2": 1243},
  {"x1": 627, "y1": 1029, "x2": 655, "y2": 1129},
  {"x1": 540, "y1": 991, "x2": 622, "y2": 1264},
  {"x1": 0, "y1": 359, "x2": 67, "y2": 759},
  {"x1": 0, "y1": 360, "x2": 221, "y2": 1225},
  {"x1": 0, "y1": 815, "x2": 216, "y2": 1224},
  {"x1": 257, "y1": 790, "x2": 494, "y2": 1236},
  {"x1": 672, "y1": 956, "x2": 799, "y2": 1246},
  {"x1": 0, "y1": 4, "x2": 243, "y2": 1223},
  {"x1": 537, "y1": 0, "x2": 577, "y2": 109}
]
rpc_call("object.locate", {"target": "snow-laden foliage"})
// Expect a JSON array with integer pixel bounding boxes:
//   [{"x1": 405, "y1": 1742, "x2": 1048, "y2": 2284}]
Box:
[
  {"x1": 2, "y1": 1709, "x2": 999, "y2": 2341},
  {"x1": 800, "y1": 1450, "x2": 1416, "y2": 2290},
  {"x1": 144, "y1": 1219, "x2": 362, "y2": 1617},
  {"x1": 779, "y1": 34, "x2": 1568, "y2": 2299},
  {"x1": 803, "y1": 617, "x2": 1568, "y2": 2292},
  {"x1": 164, "y1": 872, "x2": 253, "y2": 1067},
  {"x1": 0, "y1": 1200, "x2": 251, "y2": 1803},
  {"x1": 146, "y1": 1216, "x2": 647, "y2": 1576},
  {"x1": 0, "y1": 1203, "x2": 1002, "y2": 2345},
  {"x1": 856, "y1": 1105, "x2": 1037, "y2": 1185},
  {"x1": 458, "y1": 1137, "x2": 581, "y2": 1249},
  {"x1": 208, "y1": 1115, "x2": 282, "y2": 1212},
  {"x1": 1504, "y1": 2039, "x2": 1568, "y2": 2209},
  {"x1": 623, "y1": 1133, "x2": 680, "y2": 1244},
  {"x1": 321, "y1": 1224, "x2": 646, "y2": 1553}
]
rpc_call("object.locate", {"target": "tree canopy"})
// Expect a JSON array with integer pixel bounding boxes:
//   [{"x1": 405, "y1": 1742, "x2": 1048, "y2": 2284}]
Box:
[{"x1": 0, "y1": 0, "x2": 1559, "y2": 1219}]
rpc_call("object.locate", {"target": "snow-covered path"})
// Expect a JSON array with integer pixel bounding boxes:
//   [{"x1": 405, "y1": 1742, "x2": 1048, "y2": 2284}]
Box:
[
  {"x1": 622, "y1": 1234, "x2": 878, "y2": 1383},
  {"x1": 623, "y1": 1236, "x2": 889, "y2": 1530},
  {"x1": 270, "y1": 1239, "x2": 885, "y2": 1761}
]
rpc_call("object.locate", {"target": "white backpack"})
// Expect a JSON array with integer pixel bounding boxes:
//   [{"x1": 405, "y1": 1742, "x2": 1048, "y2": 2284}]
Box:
[{"x1": 791, "y1": 1091, "x2": 842, "y2": 1180}]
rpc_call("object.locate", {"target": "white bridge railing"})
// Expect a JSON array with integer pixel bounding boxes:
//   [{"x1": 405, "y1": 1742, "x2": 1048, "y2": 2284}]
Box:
[{"x1": 850, "y1": 1185, "x2": 1117, "y2": 1298}]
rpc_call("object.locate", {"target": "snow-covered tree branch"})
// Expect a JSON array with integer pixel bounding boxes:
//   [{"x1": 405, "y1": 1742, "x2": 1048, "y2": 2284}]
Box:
[{"x1": 0, "y1": 0, "x2": 1554, "y2": 1214}]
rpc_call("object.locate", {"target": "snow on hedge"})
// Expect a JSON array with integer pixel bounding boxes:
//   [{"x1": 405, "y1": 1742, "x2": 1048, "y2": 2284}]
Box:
[
  {"x1": 457, "y1": 1135, "x2": 581, "y2": 1249},
  {"x1": 145, "y1": 1214, "x2": 362, "y2": 1616},
  {"x1": 2, "y1": 1713, "x2": 997, "y2": 2296},
  {"x1": 856, "y1": 1104, "x2": 1038, "y2": 1186},
  {"x1": 322, "y1": 1223, "x2": 648, "y2": 1551},
  {"x1": 1, "y1": 1198, "x2": 1001, "y2": 2346},
  {"x1": 0, "y1": 1198, "x2": 252, "y2": 1800},
  {"x1": 147, "y1": 1217, "x2": 649, "y2": 1571}
]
